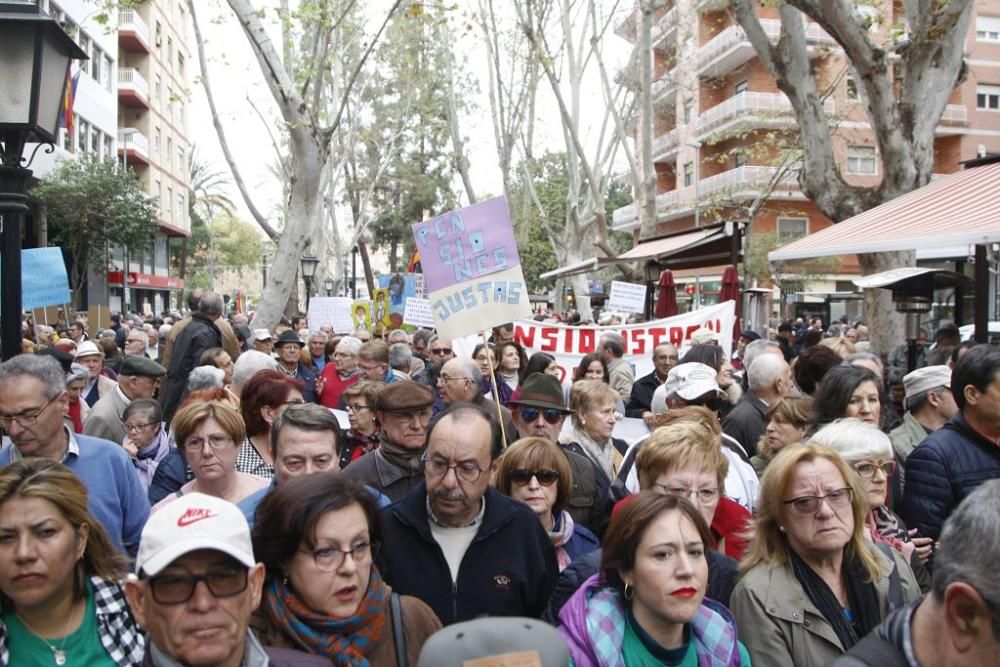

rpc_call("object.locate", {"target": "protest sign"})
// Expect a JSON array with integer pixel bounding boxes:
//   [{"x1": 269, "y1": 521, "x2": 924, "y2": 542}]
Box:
[
  {"x1": 452, "y1": 301, "x2": 735, "y2": 387},
  {"x1": 403, "y1": 297, "x2": 436, "y2": 327},
  {"x1": 352, "y1": 301, "x2": 372, "y2": 331},
  {"x1": 377, "y1": 273, "x2": 417, "y2": 329},
  {"x1": 411, "y1": 196, "x2": 531, "y2": 339},
  {"x1": 2, "y1": 248, "x2": 72, "y2": 311},
  {"x1": 607, "y1": 280, "x2": 647, "y2": 314},
  {"x1": 307, "y1": 297, "x2": 355, "y2": 333}
]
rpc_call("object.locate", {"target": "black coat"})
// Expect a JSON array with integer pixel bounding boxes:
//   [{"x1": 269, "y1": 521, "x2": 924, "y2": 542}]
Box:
[
  {"x1": 380, "y1": 483, "x2": 558, "y2": 626},
  {"x1": 625, "y1": 370, "x2": 664, "y2": 418},
  {"x1": 721, "y1": 390, "x2": 768, "y2": 458},
  {"x1": 159, "y1": 312, "x2": 223, "y2": 423}
]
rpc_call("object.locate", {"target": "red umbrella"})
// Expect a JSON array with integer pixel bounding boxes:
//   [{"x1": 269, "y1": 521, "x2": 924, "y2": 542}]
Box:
[
  {"x1": 654, "y1": 269, "x2": 678, "y2": 318},
  {"x1": 720, "y1": 265, "x2": 741, "y2": 342}
]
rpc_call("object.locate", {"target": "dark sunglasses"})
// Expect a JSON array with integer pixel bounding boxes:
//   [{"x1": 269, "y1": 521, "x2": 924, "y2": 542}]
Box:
[
  {"x1": 430, "y1": 347, "x2": 452, "y2": 355},
  {"x1": 508, "y1": 468, "x2": 560, "y2": 486},
  {"x1": 519, "y1": 407, "x2": 563, "y2": 424}
]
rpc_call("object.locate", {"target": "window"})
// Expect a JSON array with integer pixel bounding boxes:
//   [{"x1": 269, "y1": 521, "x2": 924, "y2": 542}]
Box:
[
  {"x1": 62, "y1": 120, "x2": 74, "y2": 153},
  {"x1": 176, "y1": 193, "x2": 185, "y2": 223},
  {"x1": 91, "y1": 128, "x2": 100, "y2": 154},
  {"x1": 166, "y1": 137, "x2": 173, "y2": 168},
  {"x1": 166, "y1": 186, "x2": 173, "y2": 220},
  {"x1": 79, "y1": 34, "x2": 91, "y2": 76},
  {"x1": 104, "y1": 54, "x2": 113, "y2": 93},
  {"x1": 103, "y1": 134, "x2": 113, "y2": 160},
  {"x1": 154, "y1": 126, "x2": 162, "y2": 153},
  {"x1": 977, "y1": 84, "x2": 1000, "y2": 111},
  {"x1": 155, "y1": 180, "x2": 162, "y2": 212},
  {"x1": 976, "y1": 16, "x2": 1000, "y2": 42},
  {"x1": 683, "y1": 100, "x2": 694, "y2": 124},
  {"x1": 734, "y1": 80, "x2": 748, "y2": 95},
  {"x1": 777, "y1": 218, "x2": 809, "y2": 240},
  {"x1": 77, "y1": 120, "x2": 89, "y2": 153},
  {"x1": 177, "y1": 53, "x2": 185, "y2": 77},
  {"x1": 155, "y1": 21, "x2": 162, "y2": 47},
  {"x1": 846, "y1": 74, "x2": 858, "y2": 100},
  {"x1": 683, "y1": 162, "x2": 694, "y2": 187},
  {"x1": 154, "y1": 74, "x2": 162, "y2": 104},
  {"x1": 167, "y1": 37, "x2": 174, "y2": 69},
  {"x1": 178, "y1": 146, "x2": 185, "y2": 171},
  {"x1": 847, "y1": 145, "x2": 877, "y2": 174}
]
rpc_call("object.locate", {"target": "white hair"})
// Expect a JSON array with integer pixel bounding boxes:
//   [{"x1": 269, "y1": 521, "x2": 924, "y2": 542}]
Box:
[
  {"x1": 747, "y1": 353, "x2": 789, "y2": 392},
  {"x1": 810, "y1": 418, "x2": 892, "y2": 463},
  {"x1": 650, "y1": 384, "x2": 669, "y2": 415},
  {"x1": 336, "y1": 336, "x2": 363, "y2": 356},
  {"x1": 186, "y1": 365, "x2": 225, "y2": 393},
  {"x1": 231, "y1": 350, "x2": 279, "y2": 391}
]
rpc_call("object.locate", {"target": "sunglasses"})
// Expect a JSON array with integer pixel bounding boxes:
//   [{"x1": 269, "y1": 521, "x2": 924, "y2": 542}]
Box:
[
  {"x1": 518, "y1": 407, "x2": 563, "y2": 424},
  {"x1": 508, "y1": 468, "x2": 560, "y2": 486},
  {"x1": 430, "y1": 347, "x2": 452, "y2": 355}
]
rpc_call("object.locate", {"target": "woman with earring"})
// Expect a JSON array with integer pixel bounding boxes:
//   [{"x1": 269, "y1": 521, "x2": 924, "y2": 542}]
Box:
[
  {"x1": 338, "y1": 382, "x2": 381, "y2": 470},
  {"x1": 0, "y1": 459, "x2": 144, "y2": 665}
]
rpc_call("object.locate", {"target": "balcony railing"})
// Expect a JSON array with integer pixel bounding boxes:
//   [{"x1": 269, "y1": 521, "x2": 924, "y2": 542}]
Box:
[
  {"x1": 695, "y1": 91, "x2": 836, "y2": 138},
  {"x1": 652, "y1": 72, "x2": 677, "y2": 106},
  {"x1": 118, "y1": 67, "x2": 149, "y2": 99},
  {"x1": 697, "y1": 19, "x2": 835, "y2": 73},
  {"x1": 939, "y1": 104, "x2": 968, "y2": 125},
  {"x1": 118, "y1": 9, "x2": 150, "y2": 44},
  {"x1": 117, "y1": 128, "x2": 149, "y2": 156},
  {"x1": 656, "y1": 6, "x2": 679, "y2": 45},
  {"x1": 652, "y1": 128, "x2": 679, "y2": 159},
  {"x1": 611, "y1": 190, "x2": 682, "y2": 229},
  {"x1": 698, "y1": 165, "x2": 801, "y2": 199}
]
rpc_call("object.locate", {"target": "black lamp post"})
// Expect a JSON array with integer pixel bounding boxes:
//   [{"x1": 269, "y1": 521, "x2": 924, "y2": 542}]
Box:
[
  {"x1": 300, "y1": 254, "x2": 319, "y2": 310},
  {"x1": 323, "y1": 277, "x2": 334, "y2": 297},
  {"x1": 0, "y1": 2, "x2": 88, "y2": 360}
]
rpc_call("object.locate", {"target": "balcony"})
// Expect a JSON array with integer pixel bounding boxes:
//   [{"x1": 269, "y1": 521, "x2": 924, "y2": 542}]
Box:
[
  {"x1": 118, "y1": 9, "x2": 150, "y2": 53},
  {"x1": 698, "y1": 165, "x2": 804, "y2": 200},
  {"x1": 652, "y1": 128, "x2": 680, "y2": 162},
  {"x1": 118, "y1": 128, "x2": 150, "y2": 166},
  {"x1": 652, "y1": 6, "x2": 679, "y2": 52},
  {"x1": 652, "y1": 71, "x2": 678, "y2": 109},
  {"x1": 938, "y1": 104, "x2": 968, "y2": 126},
  {"x1": 118, "y1": 68, "x2": 150, "y2": 108},
  {"x1": 611, "y1": 190, "x2": 682, "y2": 232},
  {"x1": 695, "y1": 91, "x2": 836, "y2": 141},
  {"x1": 697, "y1": 19, "x2": 835, "y2": 78}
]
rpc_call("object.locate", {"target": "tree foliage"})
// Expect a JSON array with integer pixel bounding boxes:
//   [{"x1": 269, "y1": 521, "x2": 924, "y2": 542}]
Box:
[{"x1": 30, "y1": 154, "x2": 158, "y2": 306}]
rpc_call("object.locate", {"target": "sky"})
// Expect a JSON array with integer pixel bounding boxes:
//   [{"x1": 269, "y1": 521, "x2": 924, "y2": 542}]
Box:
[{"x1": 188, "y1": 0, "x2": 632, "y2": 254}]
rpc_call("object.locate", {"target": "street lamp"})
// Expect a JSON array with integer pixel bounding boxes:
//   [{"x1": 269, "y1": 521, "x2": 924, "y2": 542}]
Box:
[
  {"x1": 323, "y1": 277, "x2": 334, "y2": 297},
  {"x1": 300, "y1": 254, "x2": 319, "y2": 310},
  {"x1": 0, "y1": 2, "x2": 88, "y2": 360},
  {"x1": 685, "y1": 141, "x2": 702, "y2": 310}
]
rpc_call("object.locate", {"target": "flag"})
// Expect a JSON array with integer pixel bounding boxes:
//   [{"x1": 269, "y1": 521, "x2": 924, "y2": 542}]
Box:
[
  {"x1": 59, "y1": 69, "x2": 80, "y2": 136},
  {"x1": 407, "y1": 249, "x2": 421, "y2": 273}
]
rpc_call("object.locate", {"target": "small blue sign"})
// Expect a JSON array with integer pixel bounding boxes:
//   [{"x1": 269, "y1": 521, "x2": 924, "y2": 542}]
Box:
[{"x1": 0, "y1": 247, "x2": 72, "y2": 310}]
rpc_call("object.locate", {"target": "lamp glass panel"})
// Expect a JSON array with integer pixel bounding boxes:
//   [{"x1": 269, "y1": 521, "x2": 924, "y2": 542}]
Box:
[
  {"x1": 0, "y1": 29, "x2": 37, "y2": 125},
  {"x1": 300, "y1": 256, "x2": 319, "y2": 278},
  {"x1": 37, "y1": 34, "x2": 71, "y2": 138}
]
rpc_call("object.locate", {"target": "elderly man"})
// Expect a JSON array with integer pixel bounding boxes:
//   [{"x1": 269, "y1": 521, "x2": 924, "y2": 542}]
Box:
[
  {"x1": 438, "y1": 356, "x2": 517, "y2": 443},
  {"x1": 84, "y1": 355, "x2": 166, "y2": 444},
  {"x1": 412, "y1": 335, "x2": 454, "y2": 388},
  {"x1": 625, "y1": 343, "x2": 678, "y2": 425},
  {"x1": 160, "y1": 292, "x2": 225, "y2": 423},
  {"x1": 341, "y1": 380, "x2": 435, "y2": 501},
  {"x1": 388, "y1": 343, "x2": 413, "y2": 379},
  {"x1": 722, "y1": 352, "x2": 793, "y2": 458},
  {"x1": 125, "y1": 493, "x2": 328, "y2": 666},
  {"x1": 357, "y1": 340, "x2": 405, "y2": 384},
  {"x1": 230, "y1": 350, "x2": 279, "y2": 397},
  {"x1": 67, "y1": 320, "x2": 88, "y2": 344},
  {"x1": 833, "y1": 480, "x2": 1000, "y2": 666},
  {"x1": 902, "y1": 345, "x2": 1000, "y2": 541},
  {"x1": 599, "y1": 332, "x2": 633, "y2": 403},
  {"x1": 509, "y1": 372, "x2": 609, "y2": 537},
  {"x1": 305, "y1": 329, "x2": 328, "y2": 372},
  {"x1": 889, "y1": 365, "x2": 958, "y2": 465},
  {"x1": 161, "y1": 288, "x2": 241, "y2": 368},
  {"x1": 0, "y1": 355, "x2": 150, "y2": 556},
  {"x1": 238, "y1": 403, "x2": 389, "y2": 528},
  {"x1": 75, "y1": 340, "x2": 117, "y2": 407},
  {"x1": 124, "y1": 328, "x2": 149, "y2": 358},
  {"x1": 273, "y1": 330, "x2": 317, "y2": 402},
  {"x1": 412, "y1": 329, "x2": 433, "y2": 361},
  {"x1": 251, "y1": 329, "x2": 274, "y2": 354},
  {"x1": 380, "y1": 403, "x2": 558, "y2": 625},
  {"x1": 317, "y1": 336, "x2": 362, "y2": 409}
]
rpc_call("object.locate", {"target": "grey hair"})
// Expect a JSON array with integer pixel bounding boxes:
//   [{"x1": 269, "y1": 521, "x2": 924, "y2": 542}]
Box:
[
  {"x1": 386, "y1": 329, "x2": 409, "y2": 345},
  {"x1": 413, "y1": 329, "x2": 433, "y2": 348},
  {"x1": 932, "y1": 479, "x2": 1000, "y2": 639},
  {"x1": 389, "y1": 343, "x2": 412, "y2": 372},
  {"x1": 809, "y1": 417, "x2": 891, "y2": 463},
  {"x1": 0, "y1": 354, "x2": 66, "y2": 398},
  {"x1": 743, "y1": 339, "x2": 782, "y2": 373},
  {"x1": 450, "y1": 356, "x2": 482, "y2": 386},
  {"x1": 336, "y1": 336, "x2": 362, "y2": 356},
  {"x1": 66, "y1": 363, "x2": 89, "y2": 384},
  {"x1": 270, "y1": 402, "x2": 340, "y2": 458},
  {"x1": 308, "y1": 330, "x2": 328, "y2": 341},
  {"x1": 845, "y1": 352, "x2": 884, "y2": 372},
  {"x1": 198, "y1": 291, "x2": 224, "y2": 316},
  {"x1": 599, "y1": 332, "x2": 626, "y2": 357},
  {"x1": 231, "y1": 351, "x2": 279, "y2": 391},
  {"x1": 186, "y1": 365, "x2": 225, "y2": 392},
  {"x1": 747, "y1": 353, "x2": 789, "y2": 392}
]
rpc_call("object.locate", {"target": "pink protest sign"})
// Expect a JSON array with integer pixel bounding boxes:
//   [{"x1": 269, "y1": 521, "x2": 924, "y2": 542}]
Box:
[{"x1": 411, "y1": 196, "x2": 522, "y2": 292}]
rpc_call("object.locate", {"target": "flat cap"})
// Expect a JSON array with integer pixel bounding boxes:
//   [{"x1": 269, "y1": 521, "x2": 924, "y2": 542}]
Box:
[
  {"x1": 376, "y1": 380, "x2": 434, "y2": 413},
  {"x1": 903, "y1": 365, "x2": 952, "y2": 409},
  {"x1": 119, "y1": 355, "x2": 167, "y2": 378}
]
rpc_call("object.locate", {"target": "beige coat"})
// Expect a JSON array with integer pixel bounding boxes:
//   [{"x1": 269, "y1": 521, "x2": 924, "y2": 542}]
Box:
[{"x1": 730, "y1": 546, "x2": 920, "y2": 667}]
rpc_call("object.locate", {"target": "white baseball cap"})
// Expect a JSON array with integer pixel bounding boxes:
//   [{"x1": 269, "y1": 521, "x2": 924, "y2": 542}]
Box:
[
  {"x1": 136, "y1": 493, "x2": 255, "y2": 576},
  {"x1": 689, "y1": 327, "x2": 721, "y2": 345},
  {"x1": 663, "y1": 362, "x2": 726, "y2": 401},
  {"x1": 252, "y1": 328, "x2": 273, "y2": 342}
]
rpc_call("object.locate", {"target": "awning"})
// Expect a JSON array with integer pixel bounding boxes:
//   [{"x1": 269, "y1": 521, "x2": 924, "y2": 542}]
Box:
[
  {"x1": 769, "y1": 162, "x2": 1000, "y2": 262},
  {"x1": 539, "y1": 257, "x2": 598, "y2": 280},
  {"x1": 596, "y1": 227, "x2": 724, "y2": 266}
]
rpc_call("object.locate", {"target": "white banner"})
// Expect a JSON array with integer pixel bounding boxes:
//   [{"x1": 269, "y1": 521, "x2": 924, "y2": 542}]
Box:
[
  {"x1": 453, "y1": 301, "x2": 735, "y2": 387},
  {"x1": 607, "y1": 280, "x2": 647, "y2": 314}
]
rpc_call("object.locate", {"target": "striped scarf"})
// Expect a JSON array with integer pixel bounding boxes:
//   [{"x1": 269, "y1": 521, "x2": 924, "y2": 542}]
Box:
[{"x1": 264, "y1": 568, "x2": 388, "y2": 666}]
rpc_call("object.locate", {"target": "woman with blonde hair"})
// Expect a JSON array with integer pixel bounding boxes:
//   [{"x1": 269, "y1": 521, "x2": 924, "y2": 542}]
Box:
[
  {"x1": 0, "y1": 459, "x2": 143, "y2": 665},
  {"x1": 731, "y1": 443, "x2": 920, "y2": 665},
  {"x1": 750, "y1": 395, "x2": 812, "y2": 477},
  {"x1": 819, "y1": 336, "x2": 858, "y2": 359},
  {"x1": 560, "y1": 380, "x2": 627, "y2": 480}
]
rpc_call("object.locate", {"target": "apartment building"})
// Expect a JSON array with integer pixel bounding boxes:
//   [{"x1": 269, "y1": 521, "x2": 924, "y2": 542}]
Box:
[{"x1": 615, "y1": 1, "x2": 1000, "y2": 318}]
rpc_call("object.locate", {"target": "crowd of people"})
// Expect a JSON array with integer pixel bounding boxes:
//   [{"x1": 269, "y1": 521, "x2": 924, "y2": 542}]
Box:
[{"x1": 2, "y1": 291, "x2": 1000, "y2": 666}]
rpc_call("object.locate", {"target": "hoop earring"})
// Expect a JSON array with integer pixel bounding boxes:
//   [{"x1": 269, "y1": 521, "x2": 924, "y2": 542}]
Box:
[{"x1": 623, "y1": 583, "x2": 633, "y2": 600}]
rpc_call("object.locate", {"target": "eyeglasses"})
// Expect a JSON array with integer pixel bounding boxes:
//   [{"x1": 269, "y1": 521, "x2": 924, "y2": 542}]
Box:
[
  {"x1": 783, "y1": 487, "x2": 854, "y2": 515},
  {"x1": 853, "y1": 460, "x2": 896, "y2": 479},
  {"x1": 299, "y1": 541, "x2": 378, "y2": 572},
  {"x1": 518, "y1": 407, "x2": 564, "y2": 425},
  {"x1": 182, "y1": 434, "x2": 234, "y2": 453},
  {"x1": 147, "y1": 567, "x2": 249, "y2": 605},
  {"x1": 0, "y1": 394, "x2": 60, "y2": 429},
  {"x1": 281, "y1": 398, "x2": 306, "y2": 407},
  {"x1": 345, "y1": 404, "x2": 370, "y2": 413},
  {"x1": 430, "y1": 347, "x2": 452, "y2": 356},
  {"x1": 422, "y1": 457, "x2": 487, "y2": 483},
  {"x1": 123, "y1": 421, "x2": 156, "y2": 433},
  {"x1": 358, "y1": 363, "x2": 384, "y2": 372},
  {"x1": 439, "y1": 374, "x2": 469, "y2": 384},
  {"x1": 332, "y1": 352, "x2": 355, "y2": 359},
  {"x1": 654, "y1": 484, "x2": 720, "y2": 504},
  {"x1": 508, "y1": 469, "x2": 560, "y2": 486}
]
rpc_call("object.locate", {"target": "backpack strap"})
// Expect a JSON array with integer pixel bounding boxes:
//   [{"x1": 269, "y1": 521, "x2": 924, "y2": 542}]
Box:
[{"x1": 391, "y1": 592, "x2": 408, "y2": 667}]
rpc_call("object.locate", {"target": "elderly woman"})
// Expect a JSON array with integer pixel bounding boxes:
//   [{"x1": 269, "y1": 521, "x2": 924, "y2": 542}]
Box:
[
  {"x1": 494, "y1": 340, "x2": 527, "y2": 406},
  {"x1": 559, "y1": 492, "x2": 749, "y2": 666},
  {"x1": 751, "y1": 395, "x2": 813, "y2": 477},
  {"x1": 339, "y1": 381, "x2": 382, "y2": 470},
  {"x1": 731, "y1": 443, "x2": 920, "y2": 665},
  {"x1": 121, "y1": 398, "x2": 171, "y2": 492},
  {"x1": 496, "y1": 437, "x2": 599, "y2": 571},
  {"x1": 560, "y1": 379, "x2": 627, "y2": 480},
  {"x1": 682, "y1": 344, "x2": 742, "y2": 419},
  {"x1": 153, "y1": 402, "x2": 267, "y2": 511},
  {"x1": 0, "y1": 459, "x2": 144, "y2": 665},
  {"x1": 317, "y1": 336, "x2": 362, "y2": 409},
  {"x1": 252, "y1": 473, "x2": 441, "y2": 663},
  {"x1": 811, "y1": 418, "x2": 933, "y2": 588},
  {"x1": 238, "y1": 370, "x2": 306, "y2": 479},
  {"x1": 636, "y1": 420, "x2": 750, "y2": 561},
  {"x1": 65, "y1": 363, "x2": 90, "y2": 433}
]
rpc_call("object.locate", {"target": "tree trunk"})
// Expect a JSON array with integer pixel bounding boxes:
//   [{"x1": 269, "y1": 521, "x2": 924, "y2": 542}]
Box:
[{"x1": 857, "y1": 250, "x2": 913, "y2": 358}]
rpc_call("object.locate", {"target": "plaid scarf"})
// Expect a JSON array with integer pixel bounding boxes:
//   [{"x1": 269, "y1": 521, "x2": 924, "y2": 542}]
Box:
[
  {"x1": 549, "y1": 511, "x2": 576, "y2": 571},
  {"x1": 263, "y1": 568, "x2": 388, "y2": 666}
]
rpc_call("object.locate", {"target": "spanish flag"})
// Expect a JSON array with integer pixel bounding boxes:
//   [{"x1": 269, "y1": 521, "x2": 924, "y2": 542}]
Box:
[
  {"x1": 407, "y1": 249, "x2": 421, "y2": 274},
  {"x1": 59, "y1": 69, "x2": 80, "y2": 137}
]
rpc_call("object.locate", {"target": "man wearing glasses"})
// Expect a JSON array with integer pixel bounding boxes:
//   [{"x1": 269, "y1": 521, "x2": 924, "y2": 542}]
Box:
[
  {"x1": 0, "y1": 355, "x2": 150, "y2": 557},
  {"x1": 83, "y1": 355, "x2": 166, "y2": 445},
  {"x1": 380, "y1": 403, "x2": 557, "y2": 625},
  {"x1": 357, "y1": 340, "x2": 406, "y2": 384},
  {"x1": 125, "y1": 493, "x2": 329, "y2": 666},
  {"x1": 438, "y1": 356, "x2": 517, "y2": 445}
]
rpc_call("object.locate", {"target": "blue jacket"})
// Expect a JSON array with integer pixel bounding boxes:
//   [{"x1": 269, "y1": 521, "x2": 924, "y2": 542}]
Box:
[
  {"x1": 901, "y1": 411, "x2": 1000, "y2": 541},
  {"x1": 380, "y1": 483, "x2": 558, "y2": 626},
  {"x1": 239, "y1": 478, "x2": 391, "y2": 529}
]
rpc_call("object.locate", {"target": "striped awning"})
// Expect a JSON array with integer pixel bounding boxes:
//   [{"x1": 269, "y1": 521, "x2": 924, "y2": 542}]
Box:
[{"x1": 769, "y1": 162, "x2": 1000, "y2": 261}]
